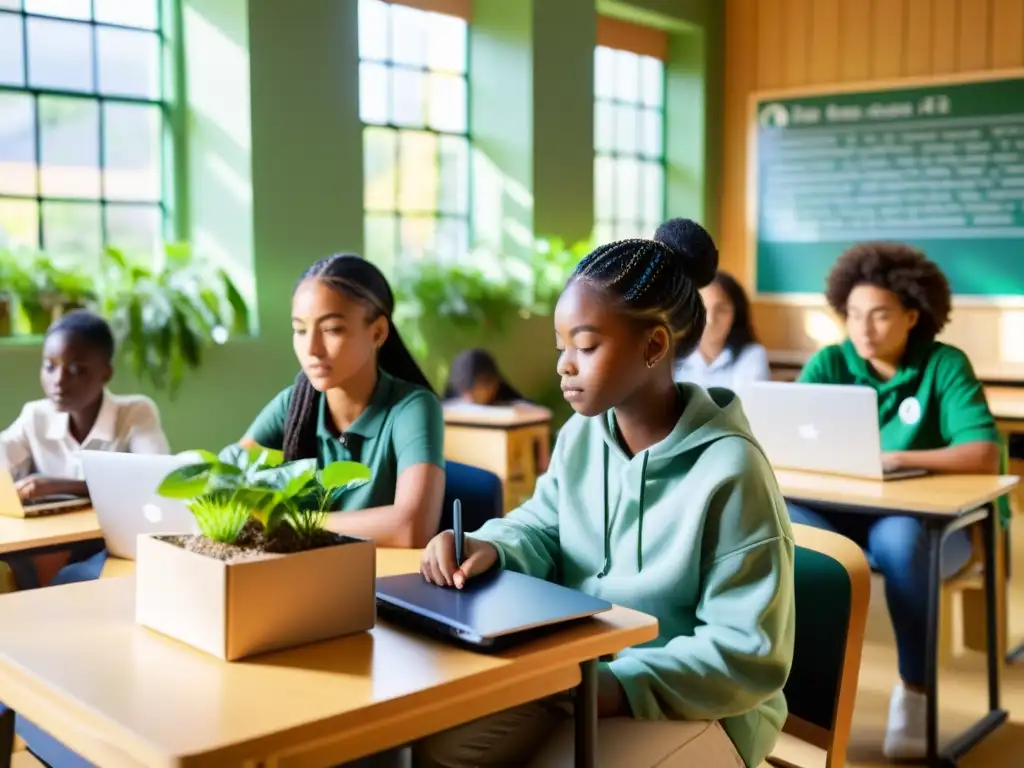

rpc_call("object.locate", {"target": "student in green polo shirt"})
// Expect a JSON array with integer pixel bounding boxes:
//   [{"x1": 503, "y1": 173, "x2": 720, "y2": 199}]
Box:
[
  {"x1": 791, "y1": 242, "x2": 1000, "y2": 761},
  {"x1": 242, "y1": 254, "x2": 445, "y2": 548}
]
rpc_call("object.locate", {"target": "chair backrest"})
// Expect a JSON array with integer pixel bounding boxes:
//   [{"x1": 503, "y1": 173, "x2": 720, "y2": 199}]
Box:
[
  {"x1": 778, "y1": 524, "x2": 871, "y2": 768},
  {"x1": 437, "y1": 461, "x2": 503, "y2": 535}
]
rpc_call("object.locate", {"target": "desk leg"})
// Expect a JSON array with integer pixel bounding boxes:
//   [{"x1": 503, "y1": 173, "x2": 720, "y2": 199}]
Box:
[
  {"x1": 925, "y1": 527, "x2": 942, "y2": 767},
  {"x1": 574, "y1": 659, "x2": 598, "y2": 768},
  {"x1": 0, "y1": 706, "x2": 12, "y2": 768},
  {"x1": 936, "y1": 507, "x2": 1008, "y2": 767}
]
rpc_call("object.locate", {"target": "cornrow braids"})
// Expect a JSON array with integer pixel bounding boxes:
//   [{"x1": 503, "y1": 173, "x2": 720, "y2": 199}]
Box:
[
  {"x1": 282, "y1": 370, "x2": 320, "y2": 461},
  {"x1": 570, "y1": 219, "x2": 719, "y2": 360}
]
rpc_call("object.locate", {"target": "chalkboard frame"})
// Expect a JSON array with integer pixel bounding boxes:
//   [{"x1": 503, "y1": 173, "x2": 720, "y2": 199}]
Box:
[{"x1": 747, "y1": 67, "x2": 1024, "y2": 308}]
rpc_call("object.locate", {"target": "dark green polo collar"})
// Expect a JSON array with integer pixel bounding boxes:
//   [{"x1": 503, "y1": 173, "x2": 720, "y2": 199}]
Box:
[
  {"x1": 840, "y1": 337, "x2": 932, "y2": 393},
  {"x1": 315, "y1": 368, "x2": 396, "y2": 440}
]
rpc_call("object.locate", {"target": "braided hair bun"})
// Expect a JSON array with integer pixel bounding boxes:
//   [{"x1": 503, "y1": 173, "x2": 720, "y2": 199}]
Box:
[{"x1": 653, "y1": 218, "x2": 718, "y2": 289}]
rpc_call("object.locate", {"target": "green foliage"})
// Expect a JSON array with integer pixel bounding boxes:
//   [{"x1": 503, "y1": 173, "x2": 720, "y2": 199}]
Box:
[
  {"x1": 0, "y1": 248, "x2": 97, "y2": 334},
  {"x1": 98, "y1": 242, "x2": 251, "y2": 397},
  {"x1": 157, "y1": 445, "x2": 372, "y2": 545}
]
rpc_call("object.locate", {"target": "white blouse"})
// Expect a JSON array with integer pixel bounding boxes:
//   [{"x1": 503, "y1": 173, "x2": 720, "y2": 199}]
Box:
[{"x1": 673, "y1": 344, "x2": 771, "y2": 390}]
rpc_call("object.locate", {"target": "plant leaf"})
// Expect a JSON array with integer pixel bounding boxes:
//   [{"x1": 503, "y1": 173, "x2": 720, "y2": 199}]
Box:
[
  {"x1": 157, "y1": 463, "x2": 215, "y2": 499},
  {"x1": 283, "y1": 466, "x2": 318, "y2": 499},
  {"x1": 250, "y1": 458, "x2": 318, "y2": 492},
  {"x1": 320, "y1": 461, "x2": 372, "y2": 492}
]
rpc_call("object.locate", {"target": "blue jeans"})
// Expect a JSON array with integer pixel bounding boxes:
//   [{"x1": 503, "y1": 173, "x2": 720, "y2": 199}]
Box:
[
  {"x1": 787, "y1": 502, "x2": 973, "y2": 688},
  {"x1": 1, "y1": 542, "x2": 106, "y2": 590}
]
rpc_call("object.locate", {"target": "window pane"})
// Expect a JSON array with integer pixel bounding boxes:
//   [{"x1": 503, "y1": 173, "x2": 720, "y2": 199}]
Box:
[
  {"x1": 640, "y1": 161, "x2": 664, "y2": 223},
  {"x1": 426, "y1": 12, "x2": 465, "y2": 74},
  {"x1": 359, "y1": 62, "x2": 389, "y2": 125},
  {"x1": 390, "y1": 4, "x2": 426, "y2": 67},
  {"x1": 594, "y1": 100, "x2": 614, "y2": 153},
  {"x1": 95, "y1": 0, "x2": 158, "y2": 29},
  {"x1": 0, "y1": 92, "x2": 36, "y2": 195},
  {"x1": 399, "y1": 215, "x2": 435, "y2": 260},
  {"x1": 614, "y1": 103, "x2": 638, "y2": 154},
  {"x1": 438, "y1": 134, "x2": 467, "y2": 215},
  {"x1": 39, "y1": 96, "x2": 99, "y2": 198},
  {"x1": 25, "y1": 0, "x2": 89, "y2": 20},
  {"x1": 0, "y1": 1, "x2": 22, "y2": 9},
  {"x1": 391, "y1": 68, "x2": 425, "y2": 128},
  {"x1": 427, "y1": 72, "x2": 465, "y2": 133},
  {"x1": 0, "y1": 198, "x2": 38, "y2": 248},
  {"x1": 593, "y1": 221, "x2": 613, "y2": 247},
  {"x1": 615, "y1": 220, "x2": 641, "y2": 240},
  {"x1": 397, "y1": 130, "x2": 437, "y2": 213},
  {"x1": 105, "y1": 204, "x2": 161, "y2": 255},
  {"x1": 435, "y1": 216, "x2": 467, "y2": 261},
  {"x1": 0, "y1": 13, "x2": 25, "y2": 86},
  {"x1": 640, "y1": 56, "x2": 663, "y2": 108},
  {"x1": 364, "y1": 213, "x2": 397, "y2": 275},
  {"x1": 104, "y1": 102, "x2": 160, "y2": 201},
  {"x1": 97, "y1": 27, "x2": 160, "y2": 99},
  {"x1": 594, "y1": 155, "x2": 613, "y2": 220},
  {"x1": 613, "y1": 50, "x2": 640, "y2": 103},
  {"x1": 27, "y1": 17, "x2": 94, "y2": 92},
  {"x1": 594, "y1": 47, "x2": 614, "y2": 100},
  {"x1": 640, "y1": 108, "x2": 662, "y2": 159},
  {"x1": 615, "y1": 158, "x2": 640, "y2": 223},
  {"x1": 358, "y1": 0, "x2": 389, "y2": 60},
  {"x1": 41, "y1": 200, "x2": 100, "y2": 257},
  {"x1": 363, "y1": 126, "x2": 396, "y2": 211}
]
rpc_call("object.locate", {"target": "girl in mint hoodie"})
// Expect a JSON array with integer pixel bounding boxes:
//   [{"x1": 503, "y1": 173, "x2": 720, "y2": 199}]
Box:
[{"x1": 417, "y1": 218, "x2": 796, "y2": 768}]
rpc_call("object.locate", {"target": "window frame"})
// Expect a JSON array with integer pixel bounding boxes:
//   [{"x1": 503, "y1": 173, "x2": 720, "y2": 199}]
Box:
[
  {"x1": 358, "y1": 0, "x2": 472, "y2": 271},
  {"x1": 0, "y1": 0, "x2": 176, "y2": 256}
]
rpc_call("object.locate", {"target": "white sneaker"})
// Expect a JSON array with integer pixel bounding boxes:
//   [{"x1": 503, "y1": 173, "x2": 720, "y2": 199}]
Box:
[{"x1": 882, "y1": 682, "x2": 928, "y2": 760}]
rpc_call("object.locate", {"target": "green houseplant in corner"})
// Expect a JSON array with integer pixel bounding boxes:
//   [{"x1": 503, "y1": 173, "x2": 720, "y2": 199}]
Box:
[
  {"x1": 134, "y1": 446, "x2": 378, "y2": 661},
  {"x1": 99, "y1": 242, "x2": 251, "y2": 397}
]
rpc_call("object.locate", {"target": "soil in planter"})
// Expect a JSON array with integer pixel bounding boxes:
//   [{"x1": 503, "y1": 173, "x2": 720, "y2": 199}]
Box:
[{"x1": 160, "y1": 520, "x2": 353, "y2": 563}]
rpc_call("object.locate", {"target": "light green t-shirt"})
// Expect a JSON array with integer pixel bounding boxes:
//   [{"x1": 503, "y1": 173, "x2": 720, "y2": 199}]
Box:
[
  {"x1": 798, "y1": 339, "x2": 999, "y2": 452},
  {"x1": 244, "y1": 369, "x2": 445, "y2": 511}
]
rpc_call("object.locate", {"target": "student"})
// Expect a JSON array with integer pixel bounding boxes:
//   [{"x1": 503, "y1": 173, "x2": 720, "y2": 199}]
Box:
[
  {"x1": 789, "y1": 242, "x2": 999, "y2": 760},
  {"x1": 0, "y1": 311, "x2": 169, "y2": 587},
  {"x1": 443, "y1": 348, "x2": 525, "y2": 406},
  {"x1": 417, "y1": 219, "x2": 795, "y2": 768},
  {"x1": 673, "y1": 270, "x2": 770, "y2": 389},
  {"x1": 242, "y1": 253, "x2": 445, "y2": 548}
]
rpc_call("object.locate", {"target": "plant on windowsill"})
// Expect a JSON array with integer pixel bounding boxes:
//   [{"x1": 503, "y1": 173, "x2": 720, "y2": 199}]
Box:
[
  {"x1": 1, "y1": 249, "x2": 98, "y2": 335},
  {"x1": 134, "y1": 445, "x2": 377, "y2": 661},
  {"x1": 98, "y1": 242, "x2": 251, "y2": 397},
  {"x1": 0, "y1": 248, "x2": 18, "y2": 337}
]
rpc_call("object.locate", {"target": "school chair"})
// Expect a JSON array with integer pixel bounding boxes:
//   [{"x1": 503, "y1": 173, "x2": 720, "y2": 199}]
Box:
[
  {"x1": 437, "y1": 461, "x2": 503, "y2": 535},
  {"x1": 764, "y1": 523, "x2": 871, "y2": 768}
]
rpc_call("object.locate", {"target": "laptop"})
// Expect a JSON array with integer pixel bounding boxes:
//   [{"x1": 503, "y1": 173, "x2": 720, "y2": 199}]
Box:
[
  {"x1": 735, "y1": 381, "x2": 927, "y2": 481},
  {"x1": 0, "y1": 470, "x2": 91, "y2": 518},
  {"x1": 376, "y1": 569, "x2": 612, "y2": 651},
  {"x1": 80, "y1": 451, "x2": 199, "y2": 559}
]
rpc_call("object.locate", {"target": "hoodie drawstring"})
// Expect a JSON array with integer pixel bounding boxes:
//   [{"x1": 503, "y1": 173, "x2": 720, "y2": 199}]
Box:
[{"x1": 597, "y1": 443, "x2": 649, "y2": 578}]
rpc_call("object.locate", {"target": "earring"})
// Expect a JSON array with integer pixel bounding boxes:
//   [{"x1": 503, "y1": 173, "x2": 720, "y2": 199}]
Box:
[{"x1": 646, "y1": 357, "x2": 655, "y2": 369}]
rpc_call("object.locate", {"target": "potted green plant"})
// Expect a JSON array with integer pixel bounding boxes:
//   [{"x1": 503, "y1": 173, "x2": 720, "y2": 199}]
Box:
[
  {"x1": 0, "y1": 248, "x2": 18, "y2": 337},
  {"x1": 0, "y1": 250, "x2": 97, "y2": 335},
  {"x1": 99, "y1": 242, "x2": 250, "y2": 396},
  {"x1": 134, "y1": 446, "x2": 377, "y2": 661}
]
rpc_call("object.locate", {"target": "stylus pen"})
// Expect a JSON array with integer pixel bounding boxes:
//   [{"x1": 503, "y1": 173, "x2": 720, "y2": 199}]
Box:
[{"x1": 453, "y1": 498, "x2": 464, "y2": 567}]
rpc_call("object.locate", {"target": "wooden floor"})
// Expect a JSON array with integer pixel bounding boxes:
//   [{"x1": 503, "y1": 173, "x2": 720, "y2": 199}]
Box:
[{"x1": 848, "y1": 523, "x2": 1024, "y2": 767}]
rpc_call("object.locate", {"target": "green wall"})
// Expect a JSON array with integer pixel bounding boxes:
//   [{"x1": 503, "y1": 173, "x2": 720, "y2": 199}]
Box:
[{"x1": 0, "y1": 0, "x2": 721, "y2": 451}]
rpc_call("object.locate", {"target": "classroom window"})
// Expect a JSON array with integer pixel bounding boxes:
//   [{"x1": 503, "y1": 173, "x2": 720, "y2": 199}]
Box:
[
  {"x1": 0, "y1": 0, "x2": 169, "y2": 261},
  {"x1": 358, "y1": 0, "x2": 469, "y2": 274},
  {"x1": 593, "y1": 44, "x2": 665, "y2": 244}
]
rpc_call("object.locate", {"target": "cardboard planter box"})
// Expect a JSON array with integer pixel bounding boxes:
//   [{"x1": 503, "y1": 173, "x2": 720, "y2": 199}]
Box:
[{"x1": 135, "y1": 534, "x2": 376, "y2": 661}]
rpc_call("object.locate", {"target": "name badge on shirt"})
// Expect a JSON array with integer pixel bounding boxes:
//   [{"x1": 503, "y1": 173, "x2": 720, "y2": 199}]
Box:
[{"x1": 898, "y1": 396, "x2": 922, "y2": 426}]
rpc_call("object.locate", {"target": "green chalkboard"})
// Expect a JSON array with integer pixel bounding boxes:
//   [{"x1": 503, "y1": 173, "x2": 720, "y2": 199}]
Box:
[{"x1": 753, "y1": 75, "x2": 1024, "y2": 298}]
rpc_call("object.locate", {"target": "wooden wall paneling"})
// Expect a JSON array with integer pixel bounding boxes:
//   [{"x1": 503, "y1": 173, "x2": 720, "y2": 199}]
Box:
[
  {"x1": 756, "y1": 0, "x2": 787, "y2": 88},
  {"x1": 871, "y1": 0, "x2": 908, "y2": 78},
  {"x1": 783, "y1": 0, "x2": 812, "y2": 86},
  {"x1": 905, "y1": 0, "x2": 936, "y2": 75},
  {"x1": 931, "y1": 0, "x2": 959, "y2": 72},
  {"x1": 807, "y1": 0, "x2": 841, "y2": 84},
  {"x1": 957, "y1": 0, "x2": 992, "y2": 71},
  {"x1": 990, "y1": 0, "x2": 1024, "y2": 67},
  {"x1": 838, "y1": 0, "x2": 874, "y2": 81}
]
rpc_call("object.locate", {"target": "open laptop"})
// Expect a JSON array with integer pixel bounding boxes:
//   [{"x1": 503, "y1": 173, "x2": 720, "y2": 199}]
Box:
[
  {"x1": 80, "y1": 451, "x2": 199, "y2": 559},
  {"x1": 0, "y1": 470, "x2": 91, "y2": 518},
  {"x1": 376, "y1": 569, "x2": 612, "y2": 651},
  {"x1": 735, "y1": 381, "x2": 927, "y2": 481}
]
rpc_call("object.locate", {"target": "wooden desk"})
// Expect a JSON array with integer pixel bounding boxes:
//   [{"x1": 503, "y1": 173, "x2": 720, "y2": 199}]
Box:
[
  {"x1": 985, "y1": 385, "x2": 1024, "y2": 434},
  {"x1": 775, "y1": 470, "x2": 1018, "y2": 518},
  {"x1": 443, "y1": 405, "x2": 553, "y2": 513},
  {"x1": 0, "y1": 560, "x2": 656, "y2": 767},
  {"x1": 776, "y1": 470, "x2": 1017, "y2": 767},
  {"x1": 0, "y1": 510, "x2": 101, "y2": 556}
]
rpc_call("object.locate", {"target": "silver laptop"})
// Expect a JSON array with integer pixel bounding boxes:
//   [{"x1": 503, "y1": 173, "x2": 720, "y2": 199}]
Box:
[
  {"x1": 80, "y1": 451, "x2": 199, "y2": 560},
  {"x1": 734, "y1": 381, "x2": 926, "y2": 481},
  {"x1": 376, "y1": 570, "x2": 612, "y2": 651}
]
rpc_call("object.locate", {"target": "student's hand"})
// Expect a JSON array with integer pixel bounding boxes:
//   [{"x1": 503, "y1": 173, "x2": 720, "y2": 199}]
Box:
[
  {"x1": 881, "y1": 451, "x2": 905, "y2": 473},
  {"x1": 420, "y1": 531, "x2": 498, "y2": 589},
  {"x1": 14, "y1": 474, "x2": 67, "y2": 501}
]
